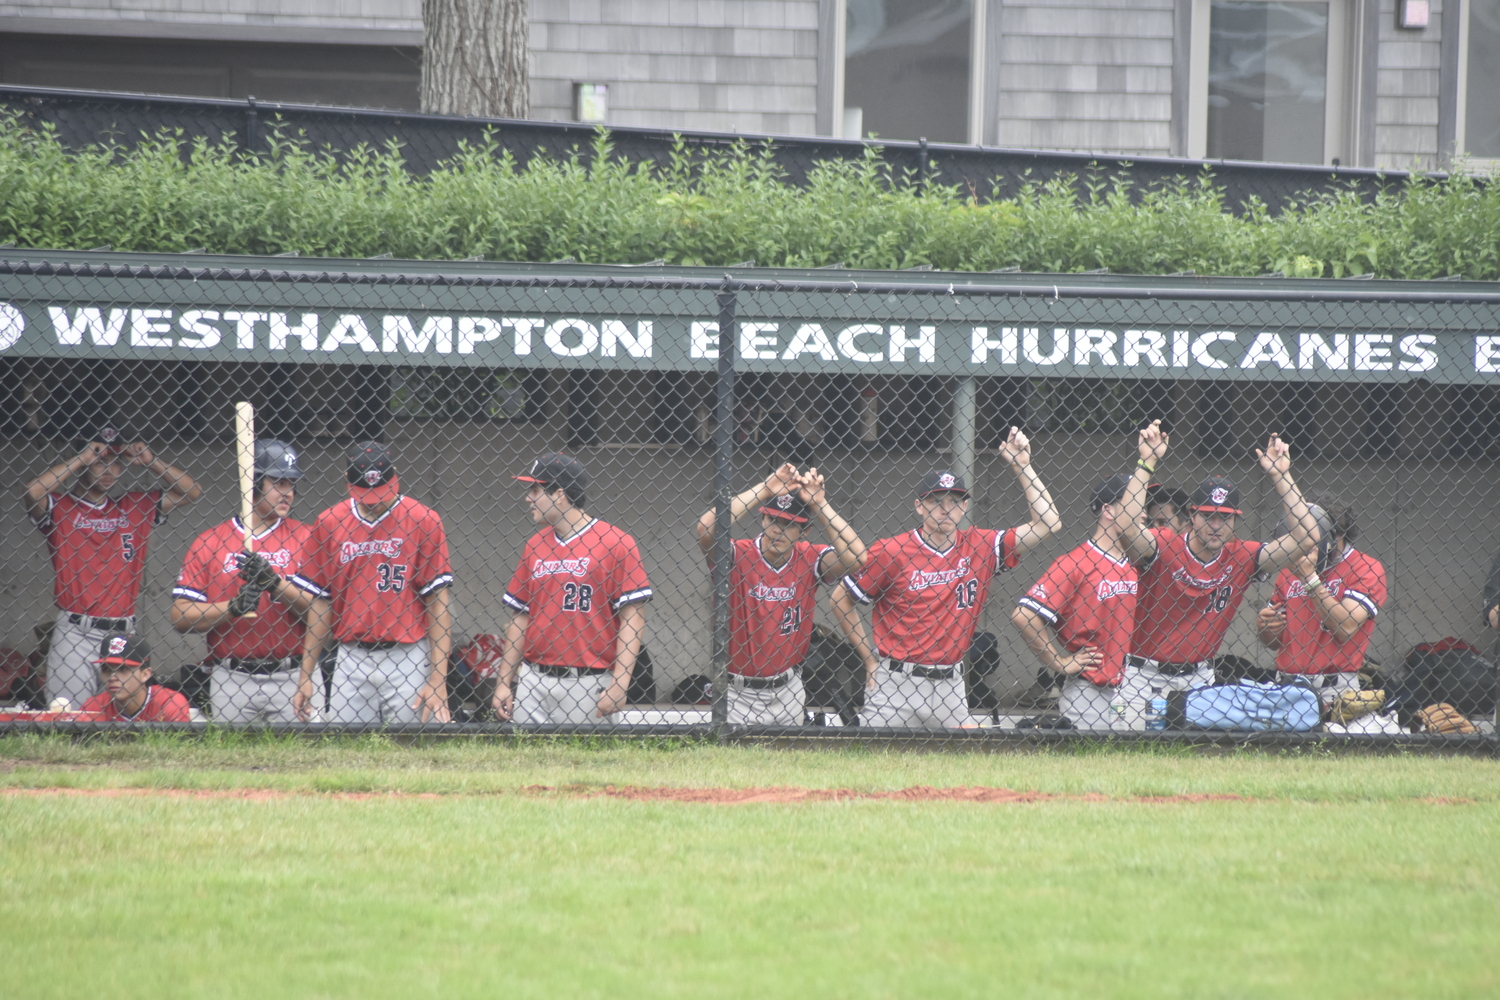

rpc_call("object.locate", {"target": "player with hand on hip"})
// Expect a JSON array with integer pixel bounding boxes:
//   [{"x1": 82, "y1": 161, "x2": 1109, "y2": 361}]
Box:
[
  {"x1": 23, "y1": 427, "x2": 203, "y2": 707},
  {"x1": 291, "y1": 441, "x2": 453, "y2": 724},
  {"x1": 831, "y1": 427, "x2": 1061, "y2": 728},
  {"x1": 493, "y1": 453, "x2": 652, "y2": 725},
  {"x1": 1115, "y1": 420, "x2": 1320, "y2": 726},
  {"x1": 171, "y1": 440, "x2": 318, "y2": 723},
  {"x1": 695, "y1": 463, "x2": 867, "y2": 726}
]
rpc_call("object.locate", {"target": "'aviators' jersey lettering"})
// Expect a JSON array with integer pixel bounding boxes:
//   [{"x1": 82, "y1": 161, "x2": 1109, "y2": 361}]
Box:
[
  {"x1": 907, "y1": 558, "x2": 972, "y2": 591},
  {"x1": 71, "y1": 513, "x2": 131, "y2": 533},
  {"x1": 339, "y1": 538, "x2": 404, "y2": 564},
  {"x1": 532, "y1": 556, "x2": 592, "y2": 578},
  {"x1": 749, "y1": 583, "x2": 797, "y2": 602}
]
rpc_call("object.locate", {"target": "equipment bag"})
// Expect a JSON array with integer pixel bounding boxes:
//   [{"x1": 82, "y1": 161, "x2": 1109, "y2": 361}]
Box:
[
  {"x1": 1166, "y1": 680, "x2": 1322, "y2": 732},
  {"x1": 1385, "y1": 643, "x2": 1497, "y2": 721}
]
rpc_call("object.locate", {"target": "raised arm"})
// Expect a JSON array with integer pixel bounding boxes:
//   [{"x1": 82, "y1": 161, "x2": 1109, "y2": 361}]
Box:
[
  {"x1": 1293, "y1": 551, "x2": 1373, "y2": 643},
  {"x1": 1119, "y1": 420, "x2": 1169, "y2": 564},
  {"x1": 799, "y1": 468, "x2": 867, "y2": 580},
  {"x1": 24, "y1": 443, "x2": 105, "y2": 523},
  {"x1": 695, "y1": 462, "x2": 801, "y2": 556},
  {"x1": 121, "y1": 441, "x2": 203, "y2": 514},
  {"x1": 1254, "y1": 434, "x2": 1318, "y2": 575},
  {"x1": 829, "y1": 583, "x2": 879, "y2": 690},
  {"x1": 997, "y1": 427, "x2": 1062, "y2": 558}
]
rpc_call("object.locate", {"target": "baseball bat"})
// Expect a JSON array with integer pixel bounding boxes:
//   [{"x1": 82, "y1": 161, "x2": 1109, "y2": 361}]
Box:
[{"x1": 234, "y1": 401, "x2": 258, "y2": 619}]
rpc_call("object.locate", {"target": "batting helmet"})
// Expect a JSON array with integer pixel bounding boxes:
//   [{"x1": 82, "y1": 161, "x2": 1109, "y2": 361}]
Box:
[
  {"x1": 1274, "y1": 503, "x2": 1337, "y2": 573},
  {"x1": 254, "y1": 439, "x2": 305, "y2": 480}
]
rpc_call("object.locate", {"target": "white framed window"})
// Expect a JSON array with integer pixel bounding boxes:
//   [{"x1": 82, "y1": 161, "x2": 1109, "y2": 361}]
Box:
[
  {"x1": 1456, "y1": 0, "x2": 1500, "y2": 165},
  {"x1": 1187, "y1": 0, "x2": 1353, "y2": 164}
]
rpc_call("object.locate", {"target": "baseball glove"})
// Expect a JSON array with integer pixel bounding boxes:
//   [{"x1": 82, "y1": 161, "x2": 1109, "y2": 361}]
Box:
[
  {"x1": 1415, "y1": 703, "x2": 1478, "y2": 735},
  {"x1": 1329, "y1": 689, "x2": 1385, "y2": 725},
  {"x1": 226, "y1": 581, "x2": 266, "y2": 618},
  {"x1": 236, "y1": 551, "x2": 282, "y2": 590}
]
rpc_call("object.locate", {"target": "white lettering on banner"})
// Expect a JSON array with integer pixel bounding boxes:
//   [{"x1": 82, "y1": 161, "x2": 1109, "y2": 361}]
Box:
[
  {"x1": 888, "y1": 324, "x2": 935, "y2": 363},
  {"x1": 908, "y1": 558, "x2": 972, "y2": 591},
  {"x1": 969, "y1": 326, "x2": 1017, "y2": 365},
  {"x1": 1122, "y1": 330, "x2": 1167, "y2": 367},
  {"x1": 782, "y1": 323, "x2": 837, "y2": 361},
  {"x1": 837, "y1": 324, "x2": 884, "y2": 363},
  {"x1": 531, "y1": 556, "x2": 592, "y2": 578},
  {"x1": 177, "y1": 310, "x2": 222, "y2": 349},
  {"x1": 382, "y1": 315, "x2": 453, "y2": 354},
  {"x1": 49, "y1": 307, "x2": 126, "y2": 346},
  {"x1": 739, "y1": 322, "x2": 779, "y2": 360},
  {"x1": 691, "y1": 320, "x2": 719, "y2": 360},
  {"x1": 322, "y1": 314, "x2": 379, "y2": 353},
  {"x1": 1096, "y1": 579, "x2": 1139, "y2": 600},
  {"x1": 1172, "y1": 330, "x2": 1191, "y2": 367},
  {"x1": 223, "y1": 312, "x2": 267, "y2": 350},
  {"x1": 0, "y1": 302, "x2": 23, "y2": 351},
  {"x1": 1023, "y1": 327, "x2": 1068, "y2": 365},
  {"x1": 1073, "y1": 328, "x2": 1118, "y2": 365},
  {"x1": 457, "y1": 317, "x2": 503, "y2": 355},
  {"x1": 601, "y1": 320, "x2": 653, "y2": 358},
  {"x1": 506, "y1": 317, "x2": 541, "y2": 356},
  {"x1": 1239, "y1": 332, "x2": 1295, "y2": 369},
  {"x1": 1475, "y1": 335, "x2": 1500, "y2": 373},
  {"x1": 130, "y1": 309, "x2": 174, "y2": 348},
  {"x1": 339, "y1": 538, "x2": 404, "y2": 564},
  {"x1": 1354, "y1": 333, "x2": 1394, "y2": 371},
  {"x1": 1399, "y1": 333, "x2": 1438, "y2": 372},
  {"x1": 749, "y1": 583, "x2": 797, "y2": 602},
  {"x1": 1192, "y1": 331, "x2": 1236, "y2": 369},
  {"x1": 1299, "y1": 333, "x2": 1349, "y2": 370},
  {"x1": 546, "y1": 318, "x2": 599, "y2": 357},
  {"x1": 268, "y1": 313, "x2": 318, "y2": 351}
]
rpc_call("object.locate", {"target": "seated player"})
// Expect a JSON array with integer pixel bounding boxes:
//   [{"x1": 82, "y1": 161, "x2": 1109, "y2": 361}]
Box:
[
  {"x1": 1145, "y1": 483, "x2": 1191, "y2": 535},
  {"x1": 1256, "y1": 499, "x2": 1387, "y2": 706},
  {"x1": 1012, "y1": 474, "x2": 1141, "y2": 730},
  {"x1": 695, "y1": 463, "x2": 866, "y2": 726},
  {"x1": 81, "y1": 633, "x2": 192, "y2": 722}
]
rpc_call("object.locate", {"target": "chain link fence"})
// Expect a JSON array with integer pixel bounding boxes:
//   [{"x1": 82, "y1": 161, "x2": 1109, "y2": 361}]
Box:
[
  {"x1": 0, "y1": 253, "x2": 1496, "y2": 745},
  {"x1": 0, "y1": 83, "x2": 1429, "y2": 215}
]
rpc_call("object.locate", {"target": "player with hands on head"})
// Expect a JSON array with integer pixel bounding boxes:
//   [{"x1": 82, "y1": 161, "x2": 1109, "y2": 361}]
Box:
[
  {"x1": 695, "y1": 462, "x2": 867, "y2": 725},
  {"x1": 23, "y1": 427, "x2": 203, "y2": 707},
  {"x1": 492, "y1": 453, "x2": 652, "y2": 725},
  {"x1": 831, "y1": 426, "x2": 1061, "y2": 728},
  {"x1": 170, "y1": 440, "x2": 318, "y2": 723},
  {"x1": 1114, "y1": 421, "x2": 1320, "y2": 726},
  {"x1": 1012, "y1": 474, "x2": 1142, "y2": 729},
  {"x1": 291, "y1": 442, "x2": 453, "y2": 724},
  {"x1": 1256, "y1": 498, "x2": 1386, "y2": 708}
]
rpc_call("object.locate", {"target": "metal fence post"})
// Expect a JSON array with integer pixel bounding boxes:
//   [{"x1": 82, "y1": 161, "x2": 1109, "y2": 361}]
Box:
[
  {"x1": 952, "y1": 375, "x2": 977, "y2": 488},
  {"x1": 710, "y1": 278, "x2": 737, "y2": 734},
  {"x1": 243, "y1": 96, "x2": 259, "y2": 156}
]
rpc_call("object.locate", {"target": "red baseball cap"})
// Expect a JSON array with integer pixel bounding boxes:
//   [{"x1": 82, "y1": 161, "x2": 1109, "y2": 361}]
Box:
[{"x1": 347, "y1": 441, "x2": 400, "y2": 504}]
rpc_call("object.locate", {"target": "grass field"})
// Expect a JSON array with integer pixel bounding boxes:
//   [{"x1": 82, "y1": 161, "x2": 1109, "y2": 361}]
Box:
[{"x1": 3, "y1": 735, "x2": 1497, "y2": 999}]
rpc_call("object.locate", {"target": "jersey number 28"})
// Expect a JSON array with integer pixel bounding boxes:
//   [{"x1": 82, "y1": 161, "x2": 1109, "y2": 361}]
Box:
[{"x1": 563, "y1": 583, "x2": 593, "y2": 612}]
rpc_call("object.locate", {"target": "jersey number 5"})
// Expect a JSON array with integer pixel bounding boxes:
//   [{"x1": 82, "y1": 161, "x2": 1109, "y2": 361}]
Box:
[
  {"x1": 954, "y1": 579, "x2": 979, "y2": 609},
  {"x1": 563, "y1": 583, "x2": 593, "y2": 612},
  {"x1": 376, "y1": 563, "x2": 408, "y2": 592},
  {"x1": 121, "y1": 533, "x2": 136, "y2": 561}
]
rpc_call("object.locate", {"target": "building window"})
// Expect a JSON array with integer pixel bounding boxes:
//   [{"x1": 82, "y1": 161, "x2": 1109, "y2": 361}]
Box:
[
  {"x1": 1190, "y1": 0, "x2": 1351, "y2": 164},
  {"x1": 1461, "y1": 0, "x2": 1500, "y2": 158},
  {"x1": 842, "y1": 0, "x2": 975, "y2": 142}
]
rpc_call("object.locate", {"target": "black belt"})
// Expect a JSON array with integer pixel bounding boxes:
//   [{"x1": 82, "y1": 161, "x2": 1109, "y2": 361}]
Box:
[
  {"x1": 222, "y1": 657, "x2": 294, "y2": 675},
  {"x1": 888, "y1": 660, "x2": 956, "y2": 681},
  {"x1": 352, "y1": 640, "x2": 402, "y2": 652},
  {"x1": 534, "y1": 663, "x2": 609, "y2": 679},
  {"x1": 67, "y1": 612, "x2": 132, "y2": 631},
  {"x1": 1128, "y1": 654, "x2": 1202, "y2": 676},
  {"x1": 730, "y1": 670, "x2": 795, "y2": 690},
  {"x1": 1278, "y1": 671, "x2": 1349, "y2": 687}
]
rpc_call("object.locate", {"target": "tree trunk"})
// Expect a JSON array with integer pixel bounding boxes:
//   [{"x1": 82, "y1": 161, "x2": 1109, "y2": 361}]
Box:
[{"x1": 421, "y1": 0, "x2": 530, "y2": 118}]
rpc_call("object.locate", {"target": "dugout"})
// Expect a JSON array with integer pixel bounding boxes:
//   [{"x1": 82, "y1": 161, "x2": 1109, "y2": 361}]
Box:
[{"x1": 2, "y1": 250, "x2": 1499, "y2": 716}]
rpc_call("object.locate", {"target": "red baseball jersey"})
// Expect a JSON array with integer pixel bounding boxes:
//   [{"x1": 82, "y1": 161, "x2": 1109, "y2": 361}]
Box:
[
  {"x1": 33, "y1": 491, "x2": 165, "y2": 617},
  {"x1": 1271, "y1": 547, "x2": 1387, "y2": 675},
  {"x1": 715, "y1": 536, "x2": 833, "y2": 678},
  {"x1": 293, "y1": 497, "x2": 453, "y2": 644},
  {"x1": 1018, "y1": 540, "x2": 1139, "y2": 687},
  {"x1": 82, "y1": 686, "x2": 192, "y2": 722},
  {"x1": 843, "y1": 527, "x2": 1019, "y2": 664},
  {"x1": 1132, "y1": 528, "x2": 1263, "y2": 664},
  {"x1": 503, "y1": 518, "x2": 653, "y2": 671},
  {"x1": 173, "y1": 516, "x2": 315, "y2": 660}
]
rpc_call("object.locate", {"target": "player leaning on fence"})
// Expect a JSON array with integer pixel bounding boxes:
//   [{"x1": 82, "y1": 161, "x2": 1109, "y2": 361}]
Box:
[
  {"x1": 831, "y1": 427, "x2": 1061, "y2": 728},
  {"x1": 492, "y1": 453, "x2": 652, "y2": 725},
  {"x1": 23, "y1": 427, "x2": 202, "y2": 708},
  {"x1": 695, "y1": 463, "x2": 867, "y2": 726}
]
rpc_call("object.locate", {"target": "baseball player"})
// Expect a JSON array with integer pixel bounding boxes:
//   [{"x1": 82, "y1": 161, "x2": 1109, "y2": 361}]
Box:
[
  {"x1": 830, "y1": 427, "x2": 1061, "y2": 728},
  {"x1": 694, "y1": 463, "x2": 867, "y2": 725},
  {"x1": 1256, "y1": 498, "x2": 1387, "y2": 706},
  {"x1": 80, "y1": 632, "x2": 193, "y2": 722},
  {"x1": 1012, "y1": 474, "x2": 1142, "y2": 729},
  {"x1": 291, "y1": 441, "x2": 453, "y2": 724},
  {"x1": 170, "y1": 440, "x2": 317, "y2": 723},
  {"x1": 492, "y1": 453, "x2": 652, "y2": 725},
  {"x1": 23, "y1": 428, "x2": 203, "y2": 707},
  {"x1": 1116, "y1": 421, "x2": 1319, "y2": 724},
  {"x1": 1146, "y1": 483, "x2": 1191, "y2": 535}
]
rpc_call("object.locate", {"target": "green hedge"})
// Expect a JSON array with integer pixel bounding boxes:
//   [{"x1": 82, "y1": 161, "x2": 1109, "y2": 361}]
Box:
[{"x1": 1, "y1": 115, "x2": 1497, "y2": 279}]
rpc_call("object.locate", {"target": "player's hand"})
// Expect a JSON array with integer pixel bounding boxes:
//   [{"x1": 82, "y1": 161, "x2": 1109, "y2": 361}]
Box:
[
  {"x1": 1138, "y1": 419, "x2": 1169, "y2": 465},
  {"x1": 76, "y1": 441, "x2": 109, "y2": 466},
  {"x1": 1489, "y1": 606, "x2": 1499, "y2": 630},
  {"x1": 997, "y1": 426, "x2": 1031, "y2": 468},
  {"x1": 1294, "y1": 550, "x2": 1318, "y2": 581},
  {"x1": 1053, "y1": 646, "x2": 1102, "y2": 676},
  {"x1": 491, "y1": 681, "x2": 515, "y2": 721},
  {"x1": 864, "y1": 657, "x2": 880, "y2": 690},
  {"x1": 1258, "y1": 603, "x2": 1287, "y2": 638},
  {"x1": 413, "y1": 680, "x2": 451, "y2": 723},
  {"x1": 596, "y1": 675, "x2": 630, "y2": 718},
  {"x1": 121, "y1": 441, "x2": 155, "y2": 467},
  {"x1": 293, "y1": 675, "x2": 316, "y2": 721},
  {"x1": 765, "y1": 462, "x2": 800, "y2": 496},
  {"x1": 236, "y1": 552, "x2": 282, "y2": 590},
  {"x1": 225, "y1": 582, "x2": 265, "y2": 618},
  {"x1": 796, "y1": 467, "x2": 827, "y2": 506},
  {"x1": 1256, "y1": 433, "x2": 1291, "y2": 477}
]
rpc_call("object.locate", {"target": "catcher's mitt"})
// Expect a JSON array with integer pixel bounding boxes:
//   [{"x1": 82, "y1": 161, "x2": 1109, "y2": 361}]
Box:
[
  {"x1": 1415, "y1": 703, "x2": 1477, "y2": 735},
  {"x1": 225, "y1": 582, "x2": 266, "y2": 618},
  {"x1": 1329, "y1": 689, "x2": 1385, "y2": 725}
]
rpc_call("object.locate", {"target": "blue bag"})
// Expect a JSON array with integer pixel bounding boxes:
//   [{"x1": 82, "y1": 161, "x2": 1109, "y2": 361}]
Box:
[{"x1": 1167, "y1": 680, "x2": 1322, "y2": 732}]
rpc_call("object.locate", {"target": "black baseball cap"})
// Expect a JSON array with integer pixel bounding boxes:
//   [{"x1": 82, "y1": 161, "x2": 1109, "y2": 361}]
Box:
[
  {"x1": 515, "y1": 452, "x2": 589, "y2": 497},
  {"x1": 1147, "y1": 483, "x2": 1189, "y2": 511},
  {"x1": 73, "y1": 425, "x2": 126, "y2": 455},
  {"x1": 1190, "y1": 476, "x2": 1243, "y2": 515},
  {"x1": 1092, "y1": 473, "x2": 1131, "y2": 514},
  {"x1": 760, "y1": 492, "x2": 812, "y2": 524},
  {"x1": 347, "y1": 440, "x2": 395, "y2": 487},
  {"x1": 917, "y1": 470, "x2": 969, "y2": 499},
  {"x1": 93, "y1": 632, "x2": 150, "y2": 668},
  {"x1": 255, "y1": 439, "x2": 305, "y2": 480}
]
